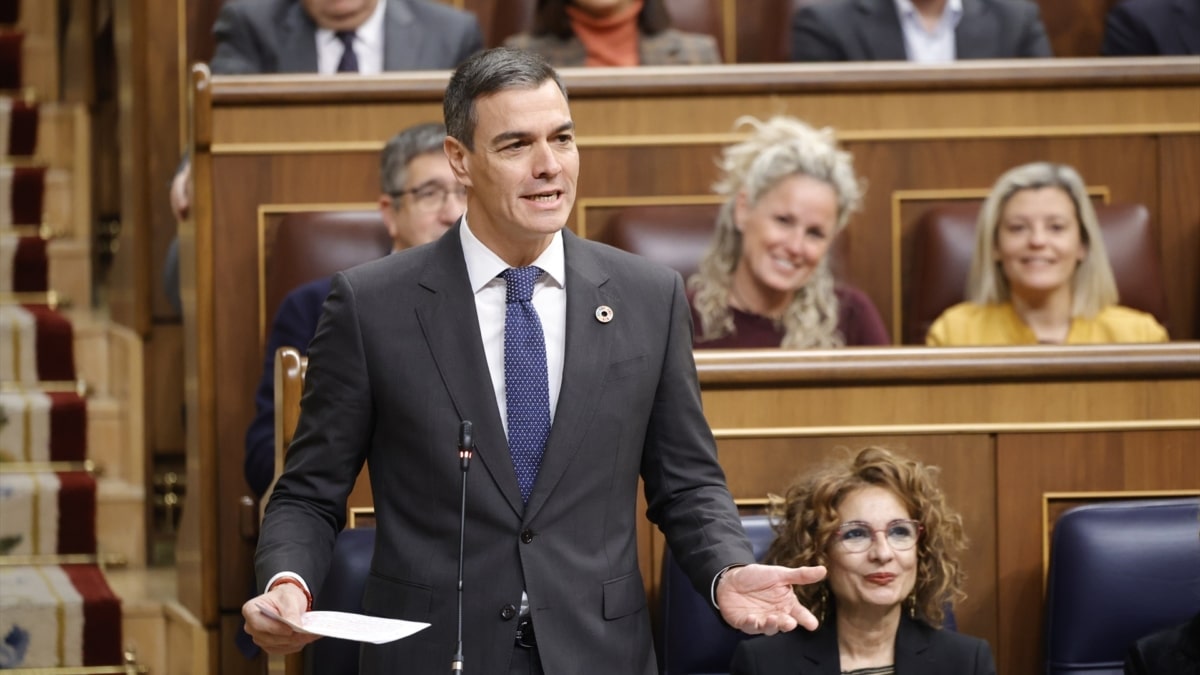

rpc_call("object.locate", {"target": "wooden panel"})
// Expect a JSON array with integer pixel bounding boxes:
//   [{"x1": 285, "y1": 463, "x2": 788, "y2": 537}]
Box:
[
  {"x1": 995, "y1": 430, "x2": 1200, "y2": 675},
  {"x1": 1158, "y1": 135, "x2": 1200, "y2": 338}
]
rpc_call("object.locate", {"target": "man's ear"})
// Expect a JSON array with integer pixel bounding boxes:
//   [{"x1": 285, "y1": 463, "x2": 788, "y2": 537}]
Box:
[
  {"x1": 444, "y1": 137, "x2": 472, "y2": 187},
  {"x1": 378, "y1": 194, "x2": 400, "y2": 240}
]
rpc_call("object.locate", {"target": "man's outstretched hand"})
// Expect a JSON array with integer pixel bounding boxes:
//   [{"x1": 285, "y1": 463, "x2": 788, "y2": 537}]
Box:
[{"x1": 716, "y1": 563, "x2": 827, "y2": 635}]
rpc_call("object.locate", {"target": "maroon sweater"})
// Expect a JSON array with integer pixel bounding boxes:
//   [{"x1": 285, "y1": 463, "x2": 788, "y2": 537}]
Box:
[{"x1": 691, "y1": 285, "x2": 890, "y2": 348}]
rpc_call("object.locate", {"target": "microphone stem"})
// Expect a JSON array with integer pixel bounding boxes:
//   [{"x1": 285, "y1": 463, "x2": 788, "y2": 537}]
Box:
[{"x1": 452, "y1": 450, "x2": 469, "y2": 673}]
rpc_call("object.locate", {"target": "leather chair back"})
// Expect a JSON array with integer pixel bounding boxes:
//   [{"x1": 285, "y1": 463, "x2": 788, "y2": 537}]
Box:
[
  {"x1": 906, "y1": 202, "x2": 1169, "y2": 344},
  {"x1": 601, "y1": 204, "x2": 720, "y2": 281},
  {"x1": 266, "y1": 210, "x2": 390, "y2": 328},
  {"x1": 658, "y1": 515, "x2": 775, "y2": 675},
  {"x1": 663, "y1": 0, "x2": 726, "y2": 58},
  {"x1": 1044, "y1": 498, "x2": 1200, "y2": 675}
]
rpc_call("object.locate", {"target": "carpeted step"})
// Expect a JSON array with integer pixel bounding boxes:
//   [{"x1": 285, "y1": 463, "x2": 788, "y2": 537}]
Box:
[
  {"x1": 0, "y1": 95, "x2": 35, "y2": 157},
  {"x1": 0, "y1": 164, "x2": 44, "y2": 227},
  {"x1": 0, "y1": 30, "x2": 21, "y2": 90},
  {"x1": 0, "y1": 564, "x2": 123, "y2": 667},
  {"x1": 0, "y1": 390, "x2": 86, "y2": 463},
  {"x1": 0, "y1": 303, "x2": 77, "y2": 381},
  {"x1": 0, "y1": 470, "x2": 96, "y2": 555}
]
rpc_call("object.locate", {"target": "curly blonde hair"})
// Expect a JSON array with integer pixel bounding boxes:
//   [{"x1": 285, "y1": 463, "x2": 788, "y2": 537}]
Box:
[
  {"x1": 764, "y1": 446, "x2": 968, "y2": 627},
  {"x1": 688, "y1": 115, "x2": 863, "y2": 348}
]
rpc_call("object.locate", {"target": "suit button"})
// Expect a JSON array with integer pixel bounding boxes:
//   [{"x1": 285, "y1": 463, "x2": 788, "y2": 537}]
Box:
[
  {"x1": 520, "y1": 529, "x2": 535, "y2": 544},
  {"x1": 500, "y1": 604, "x2": 517, "y2": 621}
]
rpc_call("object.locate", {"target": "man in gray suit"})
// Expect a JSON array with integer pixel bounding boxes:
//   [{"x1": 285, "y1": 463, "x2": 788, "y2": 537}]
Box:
[
  {"x1": 242, "y1": 47, "x2": 827, "y2": 674},
  {"x1": 209, "y1": 0, "x2": 483, "y2": 75},
  {"x1": 792, "y1": 0, "x2": 1052, "y2": 62}
]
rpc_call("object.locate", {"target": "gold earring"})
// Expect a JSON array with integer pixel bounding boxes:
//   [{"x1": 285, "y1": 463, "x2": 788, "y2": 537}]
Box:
[{"x1": 817, "y1": 584, "x2": 828, "y2": 624}]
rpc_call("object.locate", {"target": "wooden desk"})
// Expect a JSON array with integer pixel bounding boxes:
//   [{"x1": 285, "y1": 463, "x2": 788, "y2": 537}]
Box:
[{"x1": 180, "y1": 59, "x2": 1200, "y2": 675}]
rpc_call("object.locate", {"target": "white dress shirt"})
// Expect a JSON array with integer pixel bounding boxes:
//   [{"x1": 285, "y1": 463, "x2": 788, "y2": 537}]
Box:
[
  {"x1": 314, "y1": 0, "x2": 386, "y2": 74},
  {"x1": 459, "y1": 214, "x2": 566, "y2": 435},
  {"x1": 894, "y1": 0, "x2": 963, "y2": 63}
]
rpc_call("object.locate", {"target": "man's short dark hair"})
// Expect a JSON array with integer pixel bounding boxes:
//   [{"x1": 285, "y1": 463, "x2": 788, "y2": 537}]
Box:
[
  {"x1": 444, "y1": 47, "x2": 567, "y2": 152},
  {"x1": 380, "y1": 122, "x2": 448, "y2": 194}
]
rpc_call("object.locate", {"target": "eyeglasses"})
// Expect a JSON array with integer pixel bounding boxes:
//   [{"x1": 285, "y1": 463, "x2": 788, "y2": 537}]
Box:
[
  {"x1": 390, "y1": 183, "x2": 467, "y2": 213},
  {"x1": 834, "y1": 519, "x2": 923, "y2": 553}
]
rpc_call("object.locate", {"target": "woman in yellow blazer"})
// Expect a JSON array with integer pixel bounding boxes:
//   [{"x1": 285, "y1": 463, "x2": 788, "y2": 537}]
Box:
[{"x1": 927, "y1": 162, "x2": 1168, "y2": 346}]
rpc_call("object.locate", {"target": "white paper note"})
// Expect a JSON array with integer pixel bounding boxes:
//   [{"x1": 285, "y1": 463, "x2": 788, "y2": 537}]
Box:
[{"x1": 258, "y1": 603, "x2": 429, "y2": 644}]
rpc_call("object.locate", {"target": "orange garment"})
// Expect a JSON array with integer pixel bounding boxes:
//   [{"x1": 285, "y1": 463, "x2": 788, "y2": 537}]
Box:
[{"x1": 564, "y1": 0, "x2": 643, "y2": 66}]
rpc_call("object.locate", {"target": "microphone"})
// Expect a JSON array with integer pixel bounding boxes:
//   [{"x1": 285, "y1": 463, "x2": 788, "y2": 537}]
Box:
[{"x1": 451, "y1": 421, "x2": 473, "y2": 674}]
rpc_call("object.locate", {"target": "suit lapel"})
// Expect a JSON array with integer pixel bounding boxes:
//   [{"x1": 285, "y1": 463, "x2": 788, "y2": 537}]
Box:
[
  {"x1": 802, "y1": 623, "x2": 841, "y2": 675},
  {"x1": 280, "y1": 1, "x2": 319, "y2": 73},
  {"x1": 382, "y1": 0, "x2": 425, "y2": 71},
  {"x1": 894, "y1": 614, "x2": 935, "y2": 672},
  {"x1": 415, "y1": 224, "x2": 523, "y2": 517},
  {"x1": 522, "y1": 233, "x2": 613, "y2": 523},
  {"x1": 955, "y1": 0, "x2": 995, "y2": 59},
  {"x1": 856, "y1": 0, "x2": 908, "y2": 61},
  {"x1": 1174, "y1": 0, "x2": 1200, "y2": 55}
]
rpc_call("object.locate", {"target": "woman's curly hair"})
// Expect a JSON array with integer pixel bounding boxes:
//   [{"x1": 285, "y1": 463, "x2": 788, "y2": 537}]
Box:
[
  {"x1": 688, "y1": 115, "x2": 863, "y2": 348},
  {"x1": 764, "y1": 446, "x2": 968, "y2": 627}
]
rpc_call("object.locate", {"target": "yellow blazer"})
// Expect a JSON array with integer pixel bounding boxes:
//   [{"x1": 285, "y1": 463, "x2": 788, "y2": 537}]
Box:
[{"x1": 926, "y1": 302, "x2": 1169, "y2": 346}]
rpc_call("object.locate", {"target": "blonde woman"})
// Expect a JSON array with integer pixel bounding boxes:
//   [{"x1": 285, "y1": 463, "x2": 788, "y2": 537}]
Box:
[
  {"x1": 689, "y1": 115, "x2": 888, "y2": 349},
  {"x1": 927, "y1": 162, "x2": 1168, "y2": 345}
]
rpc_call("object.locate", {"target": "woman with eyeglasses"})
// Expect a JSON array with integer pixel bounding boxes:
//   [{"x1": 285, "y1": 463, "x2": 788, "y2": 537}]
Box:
[{"x1": 731, "y1": 446, "x2": 995, "y2": 675}]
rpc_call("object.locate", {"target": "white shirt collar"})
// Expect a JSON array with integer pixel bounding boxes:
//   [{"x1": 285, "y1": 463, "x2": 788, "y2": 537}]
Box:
[
  {"x1": 314, "y1": 0, "x2": 386, "y2": 74},
  {"x1": 459, "y1": 214, "x2": 566, "y2": 294},
  {"x1": 894, "y1": 0, "x2": 964, "y2": 26}
]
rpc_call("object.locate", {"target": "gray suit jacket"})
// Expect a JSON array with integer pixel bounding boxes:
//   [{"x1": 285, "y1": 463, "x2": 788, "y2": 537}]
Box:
[
  {"x1": 731, "y1": 614, "x2": 996, "y2": 675},
  {"x1": 791, "y1": 0, "x2": 1052, "y2": 62},
  {"x1": 257, "y1": 224, "x2": 755, "y2": 674},
  {"x1": 209, "y1": 0, "x2": 482, "y2": 74}
]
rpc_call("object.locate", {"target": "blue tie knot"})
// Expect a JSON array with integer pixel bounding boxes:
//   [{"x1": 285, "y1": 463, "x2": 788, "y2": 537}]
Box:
[
  {"x1": 502, "y1": 266, "x2": 542, "y2": 303},
  {"x1": 335, "y1": 30, "x2": 356, "y2": 47}
]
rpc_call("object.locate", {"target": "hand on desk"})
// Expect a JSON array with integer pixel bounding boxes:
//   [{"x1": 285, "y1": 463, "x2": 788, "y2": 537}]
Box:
[{"x1": 717, "y1": 563, "x2": 828, "y2": 634}]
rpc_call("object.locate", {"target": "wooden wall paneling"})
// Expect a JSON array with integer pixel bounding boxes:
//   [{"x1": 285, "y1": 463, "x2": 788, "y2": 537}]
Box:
[
  {"x1": 1158, "y1": 135, "x2": 1200, "y2": 338},
  {"x1": 994, "y1": 429, "x2": 1200, "y2": 675},
  {"x1": 187, "y1": 0, "x2": 222, "y2": 66}
]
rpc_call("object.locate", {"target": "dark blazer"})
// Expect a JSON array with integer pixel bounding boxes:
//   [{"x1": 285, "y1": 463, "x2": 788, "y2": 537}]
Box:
[
  {"x1": 504, "y1": 28, "x2": 722, "y2": 66},
  {"x1": 257, "y1": 225, "x2": 755, "y2": 674},
  {"x1": 244, "y1": 276, "x2": 330, "y2": 498},
  {"x1": 731, "y1": 614, "x2": 996, "y2": 675},
  {"x1": 1102, "y1": 0, "x2": 1200, "y2": 56},
  {"x1": 209, "y1": 0, "x2": 483, "y2": 74},
  {"x1": 791, "y1": 0, "x2": 1052, "y2": 62},
  {"x1": 1124, "y1": 613, "x2": 1200, "y2": 675}
]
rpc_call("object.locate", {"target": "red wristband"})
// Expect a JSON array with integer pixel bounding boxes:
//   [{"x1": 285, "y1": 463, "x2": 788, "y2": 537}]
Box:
[{"x1": 269, "y1": 577, "x2": 313, "y2": 612}]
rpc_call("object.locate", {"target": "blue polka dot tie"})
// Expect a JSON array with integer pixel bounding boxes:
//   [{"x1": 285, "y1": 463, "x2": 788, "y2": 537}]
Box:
[{"x1": 501, "y1": 267, "x2": 551, "y2": 504}]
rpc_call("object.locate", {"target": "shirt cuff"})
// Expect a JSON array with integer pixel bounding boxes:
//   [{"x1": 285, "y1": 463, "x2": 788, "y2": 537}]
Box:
[
  {"x1": 710, "y1": 564, "x2": 746, "y2": 609},
  {"x1": 266, "y1": 571, "x2": 310, "y2": 597}
]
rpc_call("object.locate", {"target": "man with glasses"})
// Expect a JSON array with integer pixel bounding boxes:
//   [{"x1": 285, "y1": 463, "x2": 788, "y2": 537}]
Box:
[{"x1": 243, "y1": 122, "x2": 465, "y2": 498}]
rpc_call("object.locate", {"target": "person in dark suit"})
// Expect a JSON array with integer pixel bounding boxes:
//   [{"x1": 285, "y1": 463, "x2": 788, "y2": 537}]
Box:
[
  {"x1": 1124, "y1": 612, "x2": 1200, "y2": 674},
  {"x1": 1101, "y1": 0, "x2": 1200, "y2": 56},
  {"x1": 504, "y1": 0, "x2": 721, "y2": 66},
  {"x1": 241, "y1": 47, "x2": 827, "y2": 674},
  {"x1": 791, "y1": 0, "x2": 1052, "y2": 62},
  {"x1": 209, "y1": 0, "x2": 483, "y2": 75},
  {"x1": 732, "y1": 447, "x2": 996, "y2": 675},
  {"x1": 689, "y1": 115, "x2": 889, "y2": 349},
  {"x1": 243, "y1": 122, "x2": 464, "y2": 499}
]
